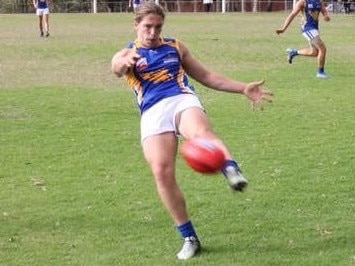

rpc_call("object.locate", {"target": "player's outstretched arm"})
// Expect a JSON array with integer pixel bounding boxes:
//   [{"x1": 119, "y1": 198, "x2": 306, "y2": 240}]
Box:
[
  {"x1": 179, "y1": 42, "x2": 273, "y2": 109},
  {"x1": 321, "y1": 3, "x2": 331, "y2": 21},
  {"x1": 275, "y1": 0, "x2": 304, "y2": 34}
]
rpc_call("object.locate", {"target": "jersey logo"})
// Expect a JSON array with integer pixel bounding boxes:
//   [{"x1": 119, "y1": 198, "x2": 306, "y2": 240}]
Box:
[
  {"x1": 163, "y1": 58, "x2": 179, "y2": 64},
  {"x1": 163, "y1": 51, "x2": 179, "y2": 64},
  {"x1": 136, "y1": 58, "x2": 148, "y2": 71}
]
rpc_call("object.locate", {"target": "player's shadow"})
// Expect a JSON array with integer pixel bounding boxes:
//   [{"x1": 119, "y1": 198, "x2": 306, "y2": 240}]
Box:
[{"x1": 199, "y1": 243, "x2": 241, "y2": 259}]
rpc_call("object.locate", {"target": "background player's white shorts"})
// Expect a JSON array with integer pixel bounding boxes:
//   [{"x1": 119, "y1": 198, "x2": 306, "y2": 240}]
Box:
[
  {"x1": 36, "y1": 8, "x2": 49, "y2": 16},
  {"x1": 133, "y1": 3, "x2": 141, "y2": 9},
  {"x1": 302, "y1": 29, "x2": 319, "y2": 41},
  {"x1": 140, "y1": 94, "x2": 204, "y2": 142}
]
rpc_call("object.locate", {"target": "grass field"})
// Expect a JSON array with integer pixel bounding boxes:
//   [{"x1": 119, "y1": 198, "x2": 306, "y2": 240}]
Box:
[{"x1": 0, "y1": 12, "x2": 354, "y2": 266}]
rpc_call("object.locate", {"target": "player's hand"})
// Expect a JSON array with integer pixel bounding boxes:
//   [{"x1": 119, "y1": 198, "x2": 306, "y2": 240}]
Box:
[
  {"x1": 121, "y1": 48, "x2": 141, "y2": 69},
  {"x1": 111, "y1": 48, "x2": 141, "y2": 77},
  {"x1": 275, "y1": 29, "x2": 284, "y2": 35},
  {"x1": 323, "y1": 15, "x2": 330, "y2": 22},
  {"x1": 244, "y1": 80, "x2": 273, "y2": 110}
]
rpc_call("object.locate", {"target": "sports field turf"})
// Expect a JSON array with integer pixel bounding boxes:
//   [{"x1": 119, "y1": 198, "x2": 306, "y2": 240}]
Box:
[{"x1": 0, "y1": 12, "x2": 354, "y2": 265}]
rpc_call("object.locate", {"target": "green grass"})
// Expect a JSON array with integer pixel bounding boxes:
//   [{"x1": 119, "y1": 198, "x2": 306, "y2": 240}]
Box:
[{"x1": 1, "y1": 12, "x2": 354, "y2": 266}]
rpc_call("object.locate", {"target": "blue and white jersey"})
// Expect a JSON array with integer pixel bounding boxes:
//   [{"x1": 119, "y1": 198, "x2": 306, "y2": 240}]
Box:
[
  {"x1": 301, "y1": 0, "x2": 322, "y2": 31},
  {"x1": 125, "y1": 38, "x2": 196, "y2": 114},
  {"x1": 37, "y1": 0, "x2": 49, "y2": 9}
]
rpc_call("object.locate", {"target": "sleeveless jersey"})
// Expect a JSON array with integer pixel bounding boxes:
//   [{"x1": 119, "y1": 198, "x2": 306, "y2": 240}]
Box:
[
  {"x1": 301, "y1": 0, "x2": 322, "y2": 31},
  {"x1": 37, "y1": 0, "x2": 49, "y2": 9},
  {"x1": 125, "y1": 38, "x2": 196, "y2": 113}
]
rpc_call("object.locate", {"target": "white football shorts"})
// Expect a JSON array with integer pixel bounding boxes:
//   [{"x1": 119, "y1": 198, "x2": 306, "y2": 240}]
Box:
[
  {"x1": 36, "y1": 7, "x2": 50, "y2": 16},
  {"x1": 140, "y1": 93, "x2": 204, "y2": 142},
  {"x1": 302, "y1": 29, "x2": 319, "y2": 42},
  {"x1": 133, "y1": 3, "x2": 141, "y2": 9}
]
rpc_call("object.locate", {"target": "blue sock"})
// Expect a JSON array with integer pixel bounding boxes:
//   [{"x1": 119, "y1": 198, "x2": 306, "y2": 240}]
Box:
[
  {"x1": 177, "y1": 220, "x2": 198, "y2": 239},
  {"x1": 221, "y1": 160, "x2": 239, "y2": 177},
  {"x1": 318, "y1": 68, "x2": 324, "y2": 73}
]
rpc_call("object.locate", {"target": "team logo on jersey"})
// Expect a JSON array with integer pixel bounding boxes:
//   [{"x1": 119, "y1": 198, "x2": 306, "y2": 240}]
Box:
[
  {"x1": 136, "y1": 57, "x2": 148, "y2": 71},
  {"x1": 163, "y1": 58, "x2": 179, "y2": 64},
  {"x1": 163, "y1": 52, "x2": 179, "y2": 64}
]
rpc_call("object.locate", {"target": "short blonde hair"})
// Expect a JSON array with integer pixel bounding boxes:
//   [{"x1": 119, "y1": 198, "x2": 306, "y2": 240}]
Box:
[{"x1": 134, "y1": 2, "x2": 165, "y2": 23}]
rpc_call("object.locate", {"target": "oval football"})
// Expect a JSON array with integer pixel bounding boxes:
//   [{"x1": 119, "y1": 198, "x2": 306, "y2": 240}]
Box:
[{"x1": 181, "y1": 139, "x2": 225, "y2": 174}]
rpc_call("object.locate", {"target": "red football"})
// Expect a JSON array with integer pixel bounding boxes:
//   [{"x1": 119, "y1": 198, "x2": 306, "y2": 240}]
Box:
[{"x1": 181, "y1": 138, "x2": 225, "y2": 174}]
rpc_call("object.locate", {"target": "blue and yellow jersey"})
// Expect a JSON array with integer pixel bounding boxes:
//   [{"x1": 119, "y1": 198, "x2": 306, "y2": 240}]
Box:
[
  {"x1": 37, "y1": 0, "x2": 49, "y2": 9},
  {"x1": 301, "y1": 0, "x2": 322, "y2": 31},
  {"x1": 125, "y1": 38, "x2": 196, "y2": 113}
]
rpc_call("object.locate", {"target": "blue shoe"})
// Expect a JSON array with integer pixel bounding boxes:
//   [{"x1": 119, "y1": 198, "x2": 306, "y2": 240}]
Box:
[
  {"x1": 316, "y1": 72, "x2": 328, "y2": 78},
  {"x1": 286, "y1": 48, "x2": 297, "y2": 64}
]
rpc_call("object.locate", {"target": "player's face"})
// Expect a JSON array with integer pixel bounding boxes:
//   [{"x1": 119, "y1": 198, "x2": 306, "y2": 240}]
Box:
[{"x1": 135, "y1": 14, "x2": 164, "y2": 48}]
